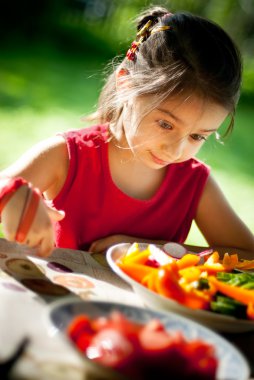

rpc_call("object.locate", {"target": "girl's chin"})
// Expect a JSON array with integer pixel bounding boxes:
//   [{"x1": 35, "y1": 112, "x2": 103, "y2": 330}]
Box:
[{"x1": 148, "y1": 157, "x2": 187, "y2": 167}]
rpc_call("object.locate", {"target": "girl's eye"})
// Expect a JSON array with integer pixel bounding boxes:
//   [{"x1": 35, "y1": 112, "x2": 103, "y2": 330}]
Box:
[
  {"x1": 190, "y1": 134, "x2": 207, "y2": 142},
  {"x1": 158, "y1": 120, "x2": 173, "y2": 130}
]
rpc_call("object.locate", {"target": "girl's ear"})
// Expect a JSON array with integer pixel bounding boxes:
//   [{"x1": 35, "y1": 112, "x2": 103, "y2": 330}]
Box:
[{"x1": 116, "y1": 68, "x2": 131, "y2": 90}]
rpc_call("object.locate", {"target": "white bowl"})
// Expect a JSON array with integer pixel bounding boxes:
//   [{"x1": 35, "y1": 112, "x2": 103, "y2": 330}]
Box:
[{"x1": 106, "y1": 243, "x2": 254, "y2": 333}]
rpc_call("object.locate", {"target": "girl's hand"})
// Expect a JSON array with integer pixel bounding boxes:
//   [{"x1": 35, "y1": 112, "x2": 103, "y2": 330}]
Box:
[
  {"x1": 1, "y1": 185, "x2": 65, "y2": 257},
  {"x1": 89, "y1": 234, "x2": 145, "y2": 254}
]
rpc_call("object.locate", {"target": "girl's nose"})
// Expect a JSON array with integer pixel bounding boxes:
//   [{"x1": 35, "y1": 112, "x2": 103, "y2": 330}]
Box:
[{"x1": 162, "y1": 138, "x2": 185, "y2": 161}]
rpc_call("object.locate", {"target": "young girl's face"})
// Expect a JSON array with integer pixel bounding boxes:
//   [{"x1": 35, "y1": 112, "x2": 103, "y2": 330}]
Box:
[{"x1": 122, "y1": 94, "x2": 228, "y2": 168}]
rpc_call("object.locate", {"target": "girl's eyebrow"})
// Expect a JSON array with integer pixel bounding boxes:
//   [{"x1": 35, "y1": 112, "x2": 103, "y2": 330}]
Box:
[
  {"x1": 156, "y1": 107, "x2": 185, "y2": 125},
  {"x1": 200, "y1": 128, "x2": 218, "y2": 133}
]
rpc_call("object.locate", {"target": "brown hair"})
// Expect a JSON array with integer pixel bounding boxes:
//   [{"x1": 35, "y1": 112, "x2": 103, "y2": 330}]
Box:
[{"x1": 95, "y1": 6, "x2": 242, "y2": 137}]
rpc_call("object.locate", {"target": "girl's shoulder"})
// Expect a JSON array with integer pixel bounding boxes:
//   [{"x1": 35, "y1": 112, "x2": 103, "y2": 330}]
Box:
[{"x1": 61, "y1": 124, "x2": 110, "y2": 149}]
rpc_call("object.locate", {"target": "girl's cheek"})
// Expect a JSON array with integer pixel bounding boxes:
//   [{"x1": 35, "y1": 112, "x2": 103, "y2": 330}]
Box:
[
  {"x1": 179, "y1": 146, "x2": 199, "y2": 162},
  {"x1": 189, "y1": 145, "x2": 202, "y2": 158}
]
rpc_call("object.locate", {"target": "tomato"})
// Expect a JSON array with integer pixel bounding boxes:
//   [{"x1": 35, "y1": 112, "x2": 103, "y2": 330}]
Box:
[
  {"x1": 87, "y1": 328, "x2": 133, "y2": 363},
  {"x1": 67, "y1": 312, "x2": 218, "y2": 380},
  {"x1": 101, "y1": 311, "x2": 141, "y2": 339},
  {"x1": 75, "y1": 333, "x2": 93, "y2": 352},
  {"x1": 139, "y1": 325, "x2": 184, "y2": 354},
  {"x1": 91, "y1": 316, "x2": 109, "y2": 331},
  {"x1": 182, "y1": 341, "x2": 217, "y2": 379},
  {"x1": 67, "y1": 315, "x2": 93, "y2": 339},
  {"x1": 86, "y1": 327, "x2": 140, "y2": 378},
  {"x1": 67, "y1": 315, "x2": 94, "y2": 351}
]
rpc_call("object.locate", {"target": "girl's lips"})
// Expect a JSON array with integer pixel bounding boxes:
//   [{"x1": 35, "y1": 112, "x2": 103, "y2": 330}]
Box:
[{"x1": 150, "y1": 152, "x2": 169, "y2": 166}]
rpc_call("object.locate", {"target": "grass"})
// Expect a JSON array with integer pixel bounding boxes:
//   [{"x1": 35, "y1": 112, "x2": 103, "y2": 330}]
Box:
[{"x1": 0, "y1": 42, "x2": 253, "y2": 246}]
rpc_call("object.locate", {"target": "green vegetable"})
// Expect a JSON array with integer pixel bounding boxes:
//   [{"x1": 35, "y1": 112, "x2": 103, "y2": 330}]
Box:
[
  {"x1": 210, "y1": 295, "x2": 246, "y2": 318},
  {"x1": 195, "y1": 278, "x2": 209, "y2": 290},
  {"x1": 241, "y1": 282, "x2": 254, "y2": 290},
  {"x1": 217, "y1": 272, "x2": 254, "y2": 287}
]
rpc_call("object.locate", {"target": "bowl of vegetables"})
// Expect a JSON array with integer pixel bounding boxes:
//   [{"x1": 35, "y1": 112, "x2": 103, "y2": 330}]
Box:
[{"x1": 106, "y1": 243, "x2": 254, "y2": 332}]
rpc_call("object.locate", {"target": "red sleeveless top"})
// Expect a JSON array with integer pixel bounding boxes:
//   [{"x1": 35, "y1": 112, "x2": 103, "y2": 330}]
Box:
[{"x1": 51, "y1": 125, "x2": 210, "y2": 250}]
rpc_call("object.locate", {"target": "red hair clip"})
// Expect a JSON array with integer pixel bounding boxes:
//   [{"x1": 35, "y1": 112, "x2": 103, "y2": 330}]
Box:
[
  {"x1": 126, "y1": 41, "x2": 139, "y2": 61},
  {"x1": 126, "y1": 19, "x2": 171, "y2": 62},
  {"x1": 126, "y1": 20, "x2": 153, "y2": 61}
]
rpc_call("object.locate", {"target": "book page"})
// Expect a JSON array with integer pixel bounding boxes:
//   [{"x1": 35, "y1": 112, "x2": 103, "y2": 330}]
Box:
[{"x1": 0, "y1": 238, "x2": 142, "y2": 306}]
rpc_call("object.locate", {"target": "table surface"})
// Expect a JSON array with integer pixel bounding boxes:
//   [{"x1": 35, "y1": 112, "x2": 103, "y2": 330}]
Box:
[{"x1": 0, "y1": 238, "x2": 253, "y2": 380}]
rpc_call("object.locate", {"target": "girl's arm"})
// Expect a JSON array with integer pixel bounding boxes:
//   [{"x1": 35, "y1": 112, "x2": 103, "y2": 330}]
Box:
[
  {"x1": 195, "y1": 175, "x2": 254, "y2": 259},
  {"x1": 1, "y1": 136, "x2": 68, "y2": 197},
  {"x1": 0, "y1": 135, "x2": 69, "y2": 257}
]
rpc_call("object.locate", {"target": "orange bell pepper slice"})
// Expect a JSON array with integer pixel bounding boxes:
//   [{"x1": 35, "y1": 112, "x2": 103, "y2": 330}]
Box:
[
  {"x1": 183, "y1": 290, "x2": 210, "y2": 310},
  {"x1": 123, "y1": 249, "x2": 151, "y2": 265},
  {"x1": 155, "y1": 267, "x2": 185, "y2": 303},
  {"x1": 198, "y1": 263, "x2": 226, "y2": 274},
  {"x1": 208, "y1": 276, "x2": 254, "y2": 305},
  {"x1": 222, "y1": 253, "x2": 239, "y2": 270},
  {"x1": 155, "y1": 267, "x2": 209, "y2": 310},
  {"x1": 117, "y1": 262, "x2": 156, "y2": 283},
  {"x1": 176, "y1": 254, "x2": 200, "y2": 269},
  {"x1": 205, "y1": 251, "x2": 220, "y2": 264},
  {"x1": 179, "y1": 266, "x2": 201, "y2": 282},
  {"x1": 235, "y1": 260, "x2": 254, "y2": 270},
  {"x1": 123, "y1": 242, "x2": 141, "y2": 260},
  {"x1": 142, "y1": 271, "x2": 158, "y2": 292}
]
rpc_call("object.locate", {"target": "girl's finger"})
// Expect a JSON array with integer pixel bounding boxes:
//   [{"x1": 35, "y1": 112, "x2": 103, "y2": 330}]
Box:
[
  {"x1": 1, "y1": 186, "x2": 28, "y2": 241},
  {"x1": 15, "y1": 188, "x2": 40, "y2": 243},
  {"x1": 88, "y1": 240, "x2": 108, "y2": 253},
  {"x1": 46, "y1": 205, "x2": 65, "y2": 221},
  {"x1": 35, "y1": 236, "x2": 54, "y2": 258},
  {"x1": 89, "y1": 235, "x2": 122, "y2": 253}
]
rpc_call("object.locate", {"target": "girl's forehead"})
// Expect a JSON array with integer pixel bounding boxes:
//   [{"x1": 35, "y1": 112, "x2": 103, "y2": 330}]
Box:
[
  {"x1": 137, "y1": 92, "x2": 226, "y2": 116},
  {"x1": 157, "y1": 94, "x2": 228, "y2": 125},
  {"x1": 160, "y1": 94, "x2": 210, "y2": 114}
]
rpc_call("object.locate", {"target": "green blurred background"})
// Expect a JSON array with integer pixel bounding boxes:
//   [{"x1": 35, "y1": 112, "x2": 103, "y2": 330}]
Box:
[{"x1": 0, "y1": 0, "x2": 253, "y2": 246}]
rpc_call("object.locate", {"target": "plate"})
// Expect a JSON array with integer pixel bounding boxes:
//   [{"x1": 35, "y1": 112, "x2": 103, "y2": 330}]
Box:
[
  {"x1": 106, "y1": 243, "x2": 254, "y2": 333},
  {"x1": 48, "y1": 297, "x2": 250, "y2": 380}
]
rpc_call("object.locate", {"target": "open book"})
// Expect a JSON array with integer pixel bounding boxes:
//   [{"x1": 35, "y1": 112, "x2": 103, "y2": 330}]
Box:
[{"x1": 0, "y1": 238, "x2": 142, "y2": 306}]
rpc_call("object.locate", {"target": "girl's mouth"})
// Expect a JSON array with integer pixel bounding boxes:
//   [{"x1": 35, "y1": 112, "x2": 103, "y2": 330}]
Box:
[{"x1": 150, "y1": 152, "x2": 170, "y2": 166}]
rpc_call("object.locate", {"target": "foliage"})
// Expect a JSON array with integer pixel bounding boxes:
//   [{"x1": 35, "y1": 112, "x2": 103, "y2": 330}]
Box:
[{"x1": 1, "y1": 1, "x2": 254, "y2": 69}]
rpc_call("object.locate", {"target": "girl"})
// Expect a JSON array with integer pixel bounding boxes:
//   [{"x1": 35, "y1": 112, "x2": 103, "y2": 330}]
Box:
[{"x1": 0, "y1": 6, "x2": 254, "y2": 258}]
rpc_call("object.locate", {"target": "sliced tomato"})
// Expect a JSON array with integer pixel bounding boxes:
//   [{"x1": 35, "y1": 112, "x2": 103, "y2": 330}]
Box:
[
  {"x1": 145, "y1": 257, "x2": 160, "y2": 268},
  {"x1": 91, "y1": 316, "x2": 109, "y2": 331},
  {"x1": 67, "y1": 315, "x2": 93, "y2": 343},
  {"x1": 87, "y1": 328, "x2": 135, "y2": 368},
  {"x1": 139, "y1": 322, "x2": 185, "y2": 362},
  {"x1": 75, "y1": 333, "x2": 93, "y2": 352},
  {"x1": 182, "y1": 341, "x2": 217, "y2": 379}
]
